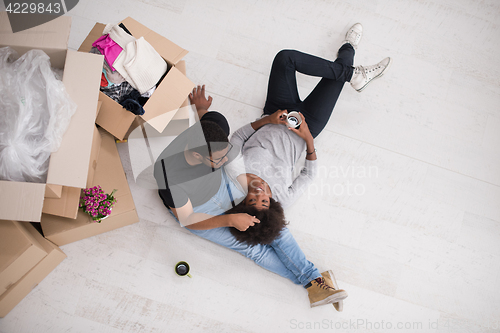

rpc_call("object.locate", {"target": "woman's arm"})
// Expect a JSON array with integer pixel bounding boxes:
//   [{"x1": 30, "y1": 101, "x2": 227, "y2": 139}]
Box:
[
  {"x1": 251, "y1": 110, "x2": 288, "y2": 130},
  {"x1": 279, "y1": 159, "x2": 318, "y2": 207},
  {"x1": 230, "y1": 110, "x2": 289, "y2": 148},
  {"x1": 281, "y1": 112, "x2": 318, "y2": 206},
  {"x1": 288, "y1": 112, "x2": 317, "y2": 161}
]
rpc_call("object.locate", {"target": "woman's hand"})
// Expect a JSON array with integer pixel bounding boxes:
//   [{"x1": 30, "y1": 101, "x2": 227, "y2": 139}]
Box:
[
  {"x1": 267, "y1": 109, "x2": 289, "y2": 125},
  {"x1": 288, "y1": 112, "x2": 313, "y2": 143},
  {"x1": 229, "y1": 213, "x2": 260, "y2": 231},
  {"x1": 251, "y1": 109, "x2": 288, "y2": 130}
]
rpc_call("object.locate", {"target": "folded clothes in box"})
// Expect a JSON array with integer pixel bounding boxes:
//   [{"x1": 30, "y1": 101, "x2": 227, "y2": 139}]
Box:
[{"x1": 79, "y1": 17, "x2": 195, "y2": 141}]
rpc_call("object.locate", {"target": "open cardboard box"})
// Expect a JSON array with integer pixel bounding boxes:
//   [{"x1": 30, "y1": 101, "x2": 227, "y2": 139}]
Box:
[
  {"x1": 40, "y1": 128, "x2": 139, "y2": 246},
  {"x1": 0, "y1": 221, "x2": 48, "y2": 295},
  {"x1": 0, "y1": 13, "x2": 103, "y2": 222},
  {"x1": 78, "y1": 17, "x2": 195, "y2": 141},
  {"x1": 123, "y1": 59, "x2": 191, "y2": 140},
  {"x1": 0, "y1": 221, "x2": 66, "y2": 318}
]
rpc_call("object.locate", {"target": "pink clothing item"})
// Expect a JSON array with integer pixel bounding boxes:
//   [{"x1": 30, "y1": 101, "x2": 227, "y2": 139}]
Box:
[{"x1": 92, "y1": 34, "x2": 123, "y2": 71}]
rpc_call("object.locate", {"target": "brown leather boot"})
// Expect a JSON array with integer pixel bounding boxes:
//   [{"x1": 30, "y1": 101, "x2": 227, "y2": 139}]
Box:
[
  {"x1": 321, "y1": 270, "x2": 344, "y2": 311},
  {"x1": 306, "y1": 275, "x2": 348, "y2": 308}
]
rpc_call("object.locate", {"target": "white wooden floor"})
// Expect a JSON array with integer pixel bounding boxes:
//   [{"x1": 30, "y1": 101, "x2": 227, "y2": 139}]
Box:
[{"x1": 2, "y1": 1, "x2": 500, "y2": 332}]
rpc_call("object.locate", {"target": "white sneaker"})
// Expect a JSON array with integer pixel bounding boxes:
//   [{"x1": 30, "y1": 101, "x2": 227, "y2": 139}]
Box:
[
  {"x1": 342, "y1": 23, "x2": 363, "y2": 49},
  {"x1": 350, "y1": 57, "x2": 392, "y2": 92}
]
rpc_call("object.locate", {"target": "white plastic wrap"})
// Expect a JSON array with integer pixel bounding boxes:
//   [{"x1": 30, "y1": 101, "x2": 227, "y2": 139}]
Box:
[{"x1": 0, "y1": 47, "x2": 77, "y2": 183}]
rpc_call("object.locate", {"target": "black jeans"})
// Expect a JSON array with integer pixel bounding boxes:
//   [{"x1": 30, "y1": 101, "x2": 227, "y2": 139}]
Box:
[{"x1": 263, "y1": 45, "x2": 355, "y2": 138}]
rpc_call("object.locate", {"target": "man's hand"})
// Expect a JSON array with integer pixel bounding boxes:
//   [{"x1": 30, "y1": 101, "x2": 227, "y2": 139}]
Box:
[
  {"x1": 189, "y1": 85, "x2": 212, "y2": 117},
  {"x1": 228, "y1": 213, "x2": 260, "y2": 231}
]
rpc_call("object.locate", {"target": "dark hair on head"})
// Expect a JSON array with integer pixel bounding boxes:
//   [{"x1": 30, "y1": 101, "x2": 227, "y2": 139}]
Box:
[
  {"x1": 187, "y1": 120, "x2": 229, "y2": 156},
  {"x1": 226, "y1": 197, "x2": 288, "y2": 245}
]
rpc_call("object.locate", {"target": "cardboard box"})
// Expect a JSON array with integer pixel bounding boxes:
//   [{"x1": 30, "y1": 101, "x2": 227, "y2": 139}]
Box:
[
  {"x1": 123, "y1": 59, "x2": 191, "y2": 139},
  {"x1": 0, "y1": 13, "x2": 103, "y2": 222},
  {"x1": 40, "y1": 128, "x2": 139, "y2": 246},
  {"x1": 0, "y1": 224, "x2": 66, "y2": 318},
  {"x1": 0, "y1": 221, "x2": 48, "y2": 294},
  {"x1": 78, "y1": 17, "x2": 195, "y2": 141},
  {"x1": 41, "y1": 123, "x2": 103, "y2": 219}
]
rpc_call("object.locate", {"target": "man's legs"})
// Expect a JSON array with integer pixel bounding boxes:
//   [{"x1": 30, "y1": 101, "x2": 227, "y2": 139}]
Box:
[
  {"x1": 270, "y1": 228, "x2": 322, "y2": 287},
  {"x1": 164, "y1": 165, "x2": 346, "y2": 306},
  {"x1": 187, "y1": 226, "x2": 305, "y2": 285},
  {"x1": 263, "y1": 47, "x2": 354, "y2": 138}
]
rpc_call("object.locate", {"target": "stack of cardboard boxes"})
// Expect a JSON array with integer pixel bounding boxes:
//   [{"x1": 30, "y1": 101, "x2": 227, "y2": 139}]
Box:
[{"x1": 0, "y1": 14, "x2": 194, "y2": 316}]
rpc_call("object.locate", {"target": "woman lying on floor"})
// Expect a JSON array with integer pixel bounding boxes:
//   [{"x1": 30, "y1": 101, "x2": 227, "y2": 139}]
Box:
[{"x1": 226, "y1": 27, "x2": 391, "y2": 243}]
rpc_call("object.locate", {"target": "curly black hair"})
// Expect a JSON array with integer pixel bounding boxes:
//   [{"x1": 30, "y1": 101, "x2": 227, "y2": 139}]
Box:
[{"x1": 226, "y1": 197, "x2": 288, "y2": 245}]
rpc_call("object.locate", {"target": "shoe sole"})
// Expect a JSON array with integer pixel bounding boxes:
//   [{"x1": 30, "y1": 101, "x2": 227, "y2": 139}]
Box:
[
  {"x1": 356, "y1": 57, "x2": 392, "y2": 92},
  {"x1": 325, "y1": 270, "x2": 344, "y2": 312},
  {"x1": 310, "y1": 290, "x2": 348, "y2": 308}
]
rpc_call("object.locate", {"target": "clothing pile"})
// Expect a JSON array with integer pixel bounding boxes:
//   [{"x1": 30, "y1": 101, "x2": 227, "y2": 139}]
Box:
[{"x1": 90, "y1": 23, "x2": 168, "y2": 115}]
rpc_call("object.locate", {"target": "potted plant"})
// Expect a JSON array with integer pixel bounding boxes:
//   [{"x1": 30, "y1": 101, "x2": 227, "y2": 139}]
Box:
[{"x1": 79, "y1": 186, "x2": 117, "y2": 223}]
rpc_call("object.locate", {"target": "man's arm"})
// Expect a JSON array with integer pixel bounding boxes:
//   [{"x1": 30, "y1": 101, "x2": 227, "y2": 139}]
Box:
[{"x1": 171, "y1": 199, "x2": 260, "y2": 232}]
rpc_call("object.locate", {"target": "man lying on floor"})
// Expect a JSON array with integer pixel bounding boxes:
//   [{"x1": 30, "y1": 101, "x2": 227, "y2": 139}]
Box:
[{"x1": 153, "y1": 86, "x2": 346, "y2": 309}]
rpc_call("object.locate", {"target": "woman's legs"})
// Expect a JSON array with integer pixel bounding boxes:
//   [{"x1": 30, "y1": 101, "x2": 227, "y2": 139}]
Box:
[
  {"x1": 302, "y1": 44, "x2": 354, "y2": 138},
  {"x1": 263, "y1": 46, "x2": 355, "y2": 138}
]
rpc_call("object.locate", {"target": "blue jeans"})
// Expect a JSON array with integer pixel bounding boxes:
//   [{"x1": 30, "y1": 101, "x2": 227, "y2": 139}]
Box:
[{"x1": 172, "y1": 169, "x2": 322, "y2": 287}]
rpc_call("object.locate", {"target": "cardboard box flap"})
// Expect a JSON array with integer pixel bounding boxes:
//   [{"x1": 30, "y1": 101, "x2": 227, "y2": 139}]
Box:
[
  {"x1": 77, "y1": 22, "x2": 105, "y2": 53},
  {"x1": 0, "y1": 181, "x2": 45, "y2": 221},
  {"x1": 0, "y1": 12, "x2": 70, "y2": 49},
  {"x1": 142, "y1": 30, "x2": 188, "y2": 65},
  {"x1": 79, "y1": 18, "x2": 188, "y2": 65},
  {"x1": 95, "y1": 92, "x2": 138, "y2": 141},
  {"x1": 141, "y1": 67, "x2": 195, "y2": 132},
  {"x1": 40, "y1": 129, "x2": 139, "y2": 246},
  {"x1": 86, "y1": 126, "x2": 103, "y2": 188},
  {"x1": 40, "y1": 201, "x2": 139, "y2": 246},
  {"x1": 46, "y1": 50, "x2": 103, "y2": 189},
  {"x1": 120, "y1": 17, "x2": 188, "y2": 65},
  {"x1": 0, "y1": 221, "x2": 48, "y2": 293},
  {"x1": 0, "y1": 13, "x2": 70, "y2": 68},
  {"x1": 175, "y1": 60, "x2": 191, "y2": 111},
  {"x1": 45, "y1": 184, "x2": 62, "y2": 199},
  {"x1": 96, "y1": 100, "x2": 103, "y2": 118},
  {"x1": 0, "y1": 222, "x2": 32, "y2": 272},
  {"x1": 90, "y1": 130, "x2": 131, "y2": 197},
  {"x1": 42, "y1": 186, "x2": 81, "y2": 219},
  {"x1": 0, "y1": 231, "x2": 66, "y2": 317},
  {"x1": 120, "y1": 17, "x2": 150, "y2": 38}
]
